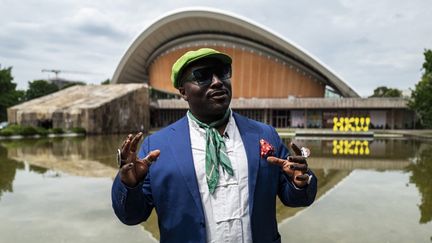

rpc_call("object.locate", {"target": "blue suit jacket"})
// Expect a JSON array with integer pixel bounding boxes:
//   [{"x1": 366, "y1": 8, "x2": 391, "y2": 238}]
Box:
[{"x1": 112, "y1": 113, "x2": 317, "y2": 243}]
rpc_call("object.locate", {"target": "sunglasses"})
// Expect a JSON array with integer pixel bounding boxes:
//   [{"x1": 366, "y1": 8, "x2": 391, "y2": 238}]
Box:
[{"x1": 181, "y1": 64, "x2": 232, "y2": 86}]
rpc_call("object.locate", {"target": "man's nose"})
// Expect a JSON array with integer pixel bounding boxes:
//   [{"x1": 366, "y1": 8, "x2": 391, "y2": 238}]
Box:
[{"x1": 210, "y1": 74, "x2": 223, "y2": 87}]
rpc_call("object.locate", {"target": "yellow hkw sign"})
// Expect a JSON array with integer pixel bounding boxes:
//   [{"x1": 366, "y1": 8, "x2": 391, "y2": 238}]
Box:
[
  {"x1": 332, "y1": 140, "x2": 370, "y2": 155},
  {"x1": 333, "y1": 117, "x2": 370, "y2": 132}
]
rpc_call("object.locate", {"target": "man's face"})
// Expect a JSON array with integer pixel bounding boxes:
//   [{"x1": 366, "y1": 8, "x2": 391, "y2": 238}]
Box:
[{"x1": 178, "y1": 58, "x2": 232, "y2": 122}]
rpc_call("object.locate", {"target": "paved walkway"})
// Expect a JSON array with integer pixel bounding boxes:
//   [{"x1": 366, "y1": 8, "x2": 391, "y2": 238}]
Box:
[{"x1": 374, "y1": 129, "x2": 432, "y2": 139}]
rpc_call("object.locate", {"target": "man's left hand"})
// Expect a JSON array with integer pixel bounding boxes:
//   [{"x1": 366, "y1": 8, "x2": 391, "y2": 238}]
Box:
[{"x1": 267, "y1": 142, "x2": 310, "y2": 188}]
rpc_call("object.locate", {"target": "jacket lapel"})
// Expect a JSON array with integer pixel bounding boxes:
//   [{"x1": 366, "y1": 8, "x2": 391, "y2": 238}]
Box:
[
  {"x1": 233, "y1": 113, "x2": 261, "y2": 216},
  {"x1": 170, "y1": 117, "x2": 204, "y2": 217}
]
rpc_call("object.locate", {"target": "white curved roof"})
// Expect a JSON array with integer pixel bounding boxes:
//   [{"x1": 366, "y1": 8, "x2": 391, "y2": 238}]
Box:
[{"x1": 112, "y1": 8, "x2": 359, "y2": 97}]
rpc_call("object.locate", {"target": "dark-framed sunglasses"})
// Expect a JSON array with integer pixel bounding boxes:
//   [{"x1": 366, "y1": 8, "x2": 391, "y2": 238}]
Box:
[{"x1": 182, "y1": 64, "x2": 232, "y2": 86}]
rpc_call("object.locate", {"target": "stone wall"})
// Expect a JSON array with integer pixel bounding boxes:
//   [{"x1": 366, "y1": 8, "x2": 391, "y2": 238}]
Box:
[
  {"x1": 84, "y1": 87, "x2": 149, "y2": 134},
  {"x1": 7, "y1": 84, "x2": 149, "y2": 134}
]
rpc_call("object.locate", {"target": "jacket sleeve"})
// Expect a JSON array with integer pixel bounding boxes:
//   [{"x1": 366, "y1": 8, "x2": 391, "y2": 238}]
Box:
[
  {"x1": 270, "y1": 126, "x2": 318, "y2": 207},
  {"x1": 111, "y1": 137, "x2": 154, "y2": 225}
]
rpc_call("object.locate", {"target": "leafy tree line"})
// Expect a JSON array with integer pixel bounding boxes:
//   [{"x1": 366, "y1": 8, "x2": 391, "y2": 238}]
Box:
[
  {"x1": 409, "y1": 49, "x2": 432, "y2": 128},
  {"x1": 0, "y1": 67, "x2": 25, "y2": 121},
  {"x1": 0, "y1": 65, "x2": 111, "y2": 121},
  {"x1": 369, "y1": 86, "x2": 402, "y2": 98}
]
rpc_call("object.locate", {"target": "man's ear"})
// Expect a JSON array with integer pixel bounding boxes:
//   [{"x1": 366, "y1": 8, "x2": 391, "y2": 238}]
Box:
[{"x1": 178, "y1": 87, "x2": 188, "y2": 101}]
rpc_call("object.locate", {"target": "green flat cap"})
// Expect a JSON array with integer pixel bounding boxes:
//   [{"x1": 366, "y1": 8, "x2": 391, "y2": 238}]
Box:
[{"x1": 171, "y1": 48, "x2": 232, "y2": 88}]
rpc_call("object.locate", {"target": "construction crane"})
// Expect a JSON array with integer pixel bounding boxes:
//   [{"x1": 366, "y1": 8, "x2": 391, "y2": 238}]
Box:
[
  {"x1": 41, "y1": 69, "x2": 99, "y2": 79},
  {"x1": 41, "y1": 69, "x2": 62, "y2": 79}
]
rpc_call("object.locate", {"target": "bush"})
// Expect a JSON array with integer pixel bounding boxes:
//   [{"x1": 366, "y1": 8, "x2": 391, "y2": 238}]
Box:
[
  {"x1": 35, "y1": 127, "x2": 49, "y2": 136},
  {"x1": 0, "y1": 124, "x2": 86, "y2": 137},
  {"x1": 70, "y1": 127, "x2": 86, "y2": 134},
  {"x1": 18, "y1": 126, "x2": 39, "y2": 136},
  {"x1": 0, "y1": 124, "x2": 22, "y2": 136},
  {"x1": 51, "y1": 128, "x2": 64, "y2": 134},
  {"x1": 0, "y1": 129, "x2": 13, "y2": 136},
  {"x1": 0, "y1": 125, "x2": 40, "y2": 136}
]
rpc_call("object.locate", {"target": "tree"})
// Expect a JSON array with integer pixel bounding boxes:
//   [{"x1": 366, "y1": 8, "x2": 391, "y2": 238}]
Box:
[
  {"x1": 0, "y1": 66, "x2": 25, "y2": 121},
  {"x1": 370, "y1": 86, "x2": 402, "y2": 97},
  {"x1": 26, "y1": 80, "x2": 59, "y2": 100},
  {"x1": 101, "y1": 79, "x2": 110, "y2": 85},
  {"x1": 409, "y1": 49, "x2": 432, "y2": 128},
  {"x1": 422, "y1": 49, "x2": 432, "y2": 74}
]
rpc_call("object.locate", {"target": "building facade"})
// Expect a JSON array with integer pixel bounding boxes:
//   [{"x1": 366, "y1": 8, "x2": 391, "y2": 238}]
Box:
[
  {"x1": 152, "y1": 98, "x2": 414, "y2": 129},
  {"x1": 112, "y1": 8, "x2": 414, "y2": 130}
]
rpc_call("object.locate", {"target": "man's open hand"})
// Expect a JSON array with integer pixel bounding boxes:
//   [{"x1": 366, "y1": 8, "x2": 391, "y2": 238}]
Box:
[
  {"x1": 119, "y1": 132, "x2": 160, "y2": 187},
  {"x1": 267, "y1": 142, "x2": 310, "y2": 188}
]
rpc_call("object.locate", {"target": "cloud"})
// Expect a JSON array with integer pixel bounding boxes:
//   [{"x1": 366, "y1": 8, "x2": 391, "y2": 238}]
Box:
[{"x1": 67, "y1": 8, "x2": 126, "y2": 39}]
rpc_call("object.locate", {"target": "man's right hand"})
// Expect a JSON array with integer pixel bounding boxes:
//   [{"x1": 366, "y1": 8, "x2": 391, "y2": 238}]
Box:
[{"x1": 119, "y1": 132, "x2": 160, "y2": 187}]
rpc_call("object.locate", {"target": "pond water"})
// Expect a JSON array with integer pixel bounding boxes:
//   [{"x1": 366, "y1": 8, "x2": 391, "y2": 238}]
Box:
[{"x1": 0, "y1": 135, "x2": 431, "y2": 243}]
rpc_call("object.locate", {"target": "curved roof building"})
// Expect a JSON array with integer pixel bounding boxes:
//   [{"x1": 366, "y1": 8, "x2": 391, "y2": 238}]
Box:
[{"x1": 112, "y1": 8, "x2": 359, "y2": 98}]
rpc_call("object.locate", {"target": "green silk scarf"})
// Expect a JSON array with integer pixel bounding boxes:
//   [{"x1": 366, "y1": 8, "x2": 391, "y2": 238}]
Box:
[{"x1": 187, "y1": 109, "x2": 234, "y2": 194}]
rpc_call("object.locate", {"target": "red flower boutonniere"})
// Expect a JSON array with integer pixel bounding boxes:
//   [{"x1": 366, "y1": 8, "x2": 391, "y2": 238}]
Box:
[{"x1": 260, "y1": 139, "x2": 275, "y2": 158}]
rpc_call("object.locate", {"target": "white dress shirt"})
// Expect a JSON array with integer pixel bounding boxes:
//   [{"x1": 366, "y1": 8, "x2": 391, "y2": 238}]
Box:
[{"x1": 188, "y1": 113, "x2": 252, "y2": 243}]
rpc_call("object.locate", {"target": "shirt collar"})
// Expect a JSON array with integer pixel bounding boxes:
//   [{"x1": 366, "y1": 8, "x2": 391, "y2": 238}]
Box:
[{"x1": 188, "y1": 111, "x2": 234, "y2": 138}]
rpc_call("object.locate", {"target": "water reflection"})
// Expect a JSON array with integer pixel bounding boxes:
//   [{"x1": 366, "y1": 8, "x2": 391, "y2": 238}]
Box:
[
  {"x1": 0, "y1": 136, "x2": 431, "y2": 242},
  {"x1": 0, "y1": 136, "x2": 156, "y2": 243},
  {"x1": 276, "y1": 137, "x2": 424, "y2": 225},
  {"x1": 332, "y1": 140, "x2": 370, "y2": 155},
  {"x1": 285, "y1": 137, "x2": 420, "y2": 159},
  {"x1": 0, "y1": 146, "x2": 23, "y2": 200},
  {"x1": 3, "y1": 136, "x2": 122, "y2": 178},
  {"x1": 405, "y1": 143, "x2": 432, "y2": 224}
]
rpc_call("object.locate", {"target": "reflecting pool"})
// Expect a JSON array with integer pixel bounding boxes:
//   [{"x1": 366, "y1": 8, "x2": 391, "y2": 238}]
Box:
[{"x1": 0, "y1": 135, "x2": 431, "y2": 242}]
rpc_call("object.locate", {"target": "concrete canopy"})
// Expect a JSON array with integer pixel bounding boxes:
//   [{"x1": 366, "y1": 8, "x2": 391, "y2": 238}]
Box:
[{"x1": 112, "y1": 7, "x2": 359, "y2": 98}]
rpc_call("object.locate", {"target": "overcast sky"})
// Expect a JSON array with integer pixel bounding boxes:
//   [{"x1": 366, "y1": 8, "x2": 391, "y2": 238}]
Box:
[{"x1": 1, "y1": 0, "x2": 431, "y2": 97}]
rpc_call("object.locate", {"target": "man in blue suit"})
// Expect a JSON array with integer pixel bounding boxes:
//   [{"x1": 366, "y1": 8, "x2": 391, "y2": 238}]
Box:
[{"x1": 112, "y1": 48, "x2": 317, "y2": 243}]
